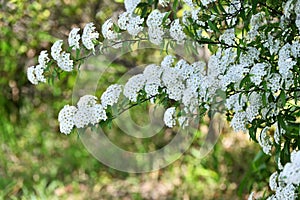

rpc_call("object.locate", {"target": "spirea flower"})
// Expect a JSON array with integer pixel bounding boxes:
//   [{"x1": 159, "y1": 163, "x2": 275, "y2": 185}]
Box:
[
  {"x1": 102, "y1": 19, "x2": 118, "y2": 40},
  {"x1": 101, "y1": 84, "x2": 122, "y2": 109},
  {"x1": 250, "y1": 63, "x2": 267, "y2": 85},
  {"x1": 69, "y1": 95, "x2": 107, "y2": 129},
  {"x1": 51, "y1": 40, "x2": 63, "y2": 61},
  {"x1": 170, "y1": 19, "x2": 186, "y2": 44},
  {"x1": 57, "y1": 52, "x2": 74, "y2": 72},
  {"x1": 220, "y1": 28, "x2": 235, "y2": 45},
  {"x1": 258, "y1": 127, "x2": 272, "y2": 155},
  {"x1": 230, "y1": 111, "x2": 247, "y2": 132},
  {"x1": 77, "y1": 95, "x2": 98, "y2": 109},
  {"x1": 58, "y1": 105, "x2": 78, "y2": 134},
  {"x1": 146, "y1": 10, "x2": 167, "y2": 45},
  {"x1": 158, "y1": 0, "x2": 169, "y2": 7},
  {"x1": 123, "y1": 74, "x2": 146, "y2": 102},
  {"x1": 38, "y1": 50, "x2": 50, "y2": 66},
  {"x1": 27, "y1": 51, "x2": 50, "y2": 84},
  {"x1": 68, "y1": 28, "x2": 80, "y2": 50},
  {"x1": 164, "y1": 107, "x2": 176, "y2": 128},
  {"x1": 183, "y1": 0, "x2": 195, "y2": 8},
  {"x1": 50, "y1": 40, "x2": 74, "y2": 71},
  {"x1": 27, "y1": 66, "x2": 39, "y2": 85},
  {"x1": 117, "y1": 12, "x2": 143, "y2": 36},
  {"x1": 124, "y1": 0, "x2": 140, "y2": 14},
  {"x1": 126, "y1": 15, "x2": 144, "y2": 36},
  {"x1": 281, "y1": 150, "x2": 300, "y2": 185},
  {"x1": 82, "y1": 23, "x2": 99, "y2": 52}
]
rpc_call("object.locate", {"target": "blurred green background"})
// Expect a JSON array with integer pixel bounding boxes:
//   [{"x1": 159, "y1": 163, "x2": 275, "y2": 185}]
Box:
[{"x1": 0, "y1": 0, "x2": 274, "y2": 199}]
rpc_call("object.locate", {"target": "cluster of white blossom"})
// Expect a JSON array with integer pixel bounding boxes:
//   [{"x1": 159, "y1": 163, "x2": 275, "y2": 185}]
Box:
[
  {"x1": 158, "y1": 0, "x2": 169, "y2": 7},
  {"x1": 163, "y1": 107, "x2": 176, "y2": 128},
  {"x1": 58, "y1": 95, "x2": 106, "y2": 134},
  {"x1": 102, "y1": 19, "x2": 119, "y2": 41},
  {"x1": 170, "y1": 19, "x2": 186, "y2": 44},
  {"x1": 267, "y1": 150, "x2": 300, "y2": 200},
  {"x1": 51, "y1": 40, "x2": 74, "y2": 71},
  {"x1": 248, "y1": 12, "x2": 266, "y2": 40},
  {"x1": 28, "y1": 0, "x2": 300, "y2": 197},
  {"x1": 146, "y1": 10, "x2": 168, "y2": 45},
  {"x1": 82, "y1": 23, "x2": 99, "y2": 53},
  {"x1": 27, "y1": 51, "x2": 49, "y2": 84},
  {"x1": 27, "y1": 23, "x2": 100, "y2": 83},
  {"x1": 219, "y1": 28, "x2": 235, "y2": 45}
]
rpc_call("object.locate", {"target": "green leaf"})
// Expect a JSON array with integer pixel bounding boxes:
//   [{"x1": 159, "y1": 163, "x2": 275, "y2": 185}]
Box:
[
  {"x1": 208, "y1": 20, "x2": 219, "y2": 33},
  {"x1": 279, "y1": 90, "x2": 286, "y2": 107}
]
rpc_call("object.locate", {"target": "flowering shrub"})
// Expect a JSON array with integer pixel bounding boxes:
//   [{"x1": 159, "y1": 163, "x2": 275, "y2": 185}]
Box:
[{"x1": 27, "y1": 0, "x2": 300, "y2": 199}]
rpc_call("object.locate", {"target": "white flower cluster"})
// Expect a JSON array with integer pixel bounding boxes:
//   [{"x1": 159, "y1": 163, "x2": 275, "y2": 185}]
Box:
[
  {"x1": 101, "y1": 84, "x2": 123, "y2": 109},
  {"x1": 51, "y1": 40, "x2": 74, "y2": 72},
  {"x1": 158, "y1": 0, "x2": 169, "y2": 7},
  {"x1": 27, "y1": 23, "x2": 100, "y2": 84},
  {"x1": 115, "y1": 0, "x2": 144, "y2": 37},
  {"x1": 170, "y1": 19, "x2": 186, "y2": 44},
  {"x1": 146, "y1": 10, "x2": 168, "y2": 45},
  {"x1": 163, "y1": 107, "x2": 176, "y2": 128},
  {"x1": 219, "y1": 28, "x2": 235, "y2": 45},
  {"x1": 278, "y1": 42, "x2": 299, "y2": 82},
  {"x1": 102, "y1": 19, "x2": 118, "y2": 40},
  {"x1": 257, "y1": 127, "x2": 272, "y2": 155},
  {"x1": 266, "y1": 150, "x2": 300, "y2": 200},
  {"x1": 248, "y1": 12, "x2": 266, "y2": 40},
  {"x1": 82, "y1": 23, "x2": 99, "y2": 52},
  {"x1": 68, "y1": 28, "x2": 80, "y2": 50},
  {"x1": 27, "y1": 51, "x2": 49, "y2": 85},
  {"x1": 58, "y1": 95, "x2": 107, "y2": 134}
]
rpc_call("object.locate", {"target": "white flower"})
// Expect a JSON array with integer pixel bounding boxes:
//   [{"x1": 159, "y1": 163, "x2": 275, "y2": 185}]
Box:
[
  {"x1": 72, "y1": 95, "x2": 107, "y2": 128},
  {"x1": 58, "y1": 105, "x2": 78, "y2": 134},
  {"x1": 220, "y1": 28, "x2": 235, "y2": 45},
  {"x1": 278, "y1": 43, "x2": 296, "y2": 79},
  {"x1": 124, "y1": 0, "x2": 140, "y2": 13},
  {"x1": 56, "y1": 52, "x2": 73, "y2": 71},
  {"x1": 246, "y1": 92, "x2": 262, "y2": 122},
  {"x1": 27, "y1": 51, "x2": 50, "y2": 84},
  {"x1": 146, "y1": 10, "x2": 167, "y2": 45},
  {"x1": 258, "y1": 127, "x2": 272, "y2": 155},
  {"x1": 123, "y1": 74, "x2": 146, "y2": 102},
  {"x1": 164, "y1": 107, "x2": 176, "y2": 128},
  {"x1": 269, "y1": 171, "x2": 278, "y2": 191},
  {"x1": 27, "y1": 66, "x2": 38, "y2": 85},
  {"x1": 77, "y1": 95, "x2": 98, "y2": 109},
  {"x1": 170, "y1": 19, "x2": 186, "y2": 44},
  {"x1": 102, "y1": 19, "x2": 118, "y2": 40},
  {"x1": 38, "y1": 50, "x2": 50, "y2": 66},
  {"x1": 248, "y1": 192, "x2": 254, "y2": 200},
  {"x1": 68, "y1": 28, "x2": 80, "y2": 50},
  {"x1": 51, "y1": 40, "x2": 63, "y2": 61},
  {"x1": 118, "y1": 12, "x2": 130, "y2": 30},
  {"x1": 101, "y1": 84, "x2": 122, "y2": 109},
  {"x1": 158, "y1": 0, "x2": 169, "y2": 7},
  {"x1": 126, "y1": 15, "x2": 144, "y2": 36},
  {"x1": 281, "y1": 150, "x2": 300, "y2": 185},
  {"x1": 82, "y1": 23, "x2": 99, "y2": 52},
  {"x1": 230, "y1": 111, "x2": 247, "y2": 132},
  {"x1": 161, "y1": 55, "x2": 174, "y2": 68},
  {"x1": 225, "y1": 93, "x2": 246, "y2": 113}
]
